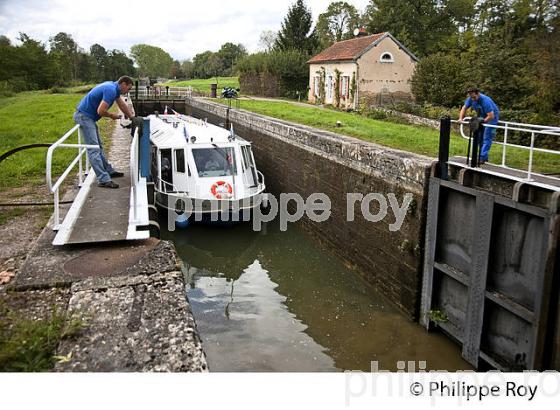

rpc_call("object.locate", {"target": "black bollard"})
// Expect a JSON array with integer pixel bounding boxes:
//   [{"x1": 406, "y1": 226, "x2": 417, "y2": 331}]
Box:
[
  {"x1": 438, "y1": 116, "x2": 451, "y2": 180},
  {"x1": 134, "y1": 80, "x2": 139, "y2": 103}
]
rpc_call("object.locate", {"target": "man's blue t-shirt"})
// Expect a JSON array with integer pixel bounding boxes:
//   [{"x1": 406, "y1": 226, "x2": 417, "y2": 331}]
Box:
[
  {"x1": 77, "y1": 81, "x2": 120, "y2": 121},
  {"x1": 464, "y1": 93, "x2": 499, "y2": 124}
]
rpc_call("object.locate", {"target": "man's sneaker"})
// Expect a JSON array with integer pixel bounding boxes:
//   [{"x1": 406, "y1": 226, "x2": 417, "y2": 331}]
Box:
[
  {"x1": 110, "y1": 171, "x2": 125, "y2": 178},
  {"x1": 98, "y1": 180, "x2": 119, "y2": 189}
]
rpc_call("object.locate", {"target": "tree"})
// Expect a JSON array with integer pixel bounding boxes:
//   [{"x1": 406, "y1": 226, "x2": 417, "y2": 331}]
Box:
[
  {"x1": 130, "y1": 44, "x2": 173, "y2": 78},
  {"x1": 274, "y1": 0, "x2": 318, "y2": 55},
  {"x1": 258, "y1": 30, "x2": 277, "y2": 51},
  {"x1": 49, "y1": 32, "x2": 79, "y2": 83},
  {"x1": 15, "y1": 33, "x2": 58, "y2": 90},
  {"x1": 315, "y1": 1, "x2": 361, "y2": 48},
  {"x1": 411, "y1": 53, "x2": 470, "y2": 106},
  {"x1": 0, "y1": 35, "x2": 16, "y2": 84},
  {"x1": 105, "y1": 49, "x2": 136, "y2": 80},
  {"x1": 363, "y1": 0, "x2": 457, "y2": 56},
  {"x1": 0, "y1": 35, "x2": 11, "y2": 47},
  {"x1": 525, "y1": 13, "x2": 560, "y2": 126},
  {"x1": 217, "y1": 42, "x2": 247, "y2": 76},
  {"x1": 76, "y1": 49, "x2": 93, "y2": 83},
  {"x1": 181, "y1": 59, "x2": 194, "y2": 79},
  {"x1": 170, "y1": 60, "x2": 185, "y2": 79},
  {"x1": 90, "y1": 43, "x2": 108, "y2": 82},
  {"x1": 237, "y1": 49, "x2": 311, "y2": 97},
  {"x1": 192, "y1": 50, "x2": 215, "y2": 78}
]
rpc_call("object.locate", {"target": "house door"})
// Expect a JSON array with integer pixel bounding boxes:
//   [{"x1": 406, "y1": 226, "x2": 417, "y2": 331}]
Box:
[{"x1": 326, "y1": 75, "x2": 333, "y2": 102}]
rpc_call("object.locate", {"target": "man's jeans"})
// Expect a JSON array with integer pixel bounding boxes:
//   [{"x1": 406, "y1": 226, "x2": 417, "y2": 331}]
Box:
[
  {"x1": 480, "y1": 125, "x2": 497, "y2": 162},
  {"x1": 73, "y1": 111, "x2": 114, "y2": 183}
]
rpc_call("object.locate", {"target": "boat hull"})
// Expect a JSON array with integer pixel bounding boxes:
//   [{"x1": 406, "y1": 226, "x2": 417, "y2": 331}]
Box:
[{"x1": 155, "y1": 191, "x2": 267, "y2": 227}]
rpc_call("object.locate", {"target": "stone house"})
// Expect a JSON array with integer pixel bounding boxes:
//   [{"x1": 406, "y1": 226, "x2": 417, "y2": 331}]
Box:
[{"x1": 308, "y1": 32, "x2": 419, "y2": 108}]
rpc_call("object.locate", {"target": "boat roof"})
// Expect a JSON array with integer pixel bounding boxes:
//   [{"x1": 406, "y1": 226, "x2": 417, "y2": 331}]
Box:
[{"x1": 148, "y1": 114, "x2": 247, "y2": 149}]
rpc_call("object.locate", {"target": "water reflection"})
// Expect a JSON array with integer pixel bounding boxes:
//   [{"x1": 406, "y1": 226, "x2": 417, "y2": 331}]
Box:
[{"x1": 162, "y1": 221, "x2": 471, "y2": 372}]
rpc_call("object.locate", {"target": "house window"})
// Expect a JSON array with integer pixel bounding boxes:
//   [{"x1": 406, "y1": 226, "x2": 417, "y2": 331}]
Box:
[
  {"x1": 326, "y1": 75, "x2": 333, "y2": 101},
  {"x1": 314, "y1": 76, "x2": 320, "y2": 97},
  {"x1": 340, "y1": 76, "x2": 350, "y2": 99},
  {"x1": 380, "y1": 52, "x2": 394, "y2": 63}
]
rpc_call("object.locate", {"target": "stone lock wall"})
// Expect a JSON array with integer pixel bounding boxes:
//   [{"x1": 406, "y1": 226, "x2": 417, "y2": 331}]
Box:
[{"x1": 183, "y1": 99, "x2": 433, "y2": 320}]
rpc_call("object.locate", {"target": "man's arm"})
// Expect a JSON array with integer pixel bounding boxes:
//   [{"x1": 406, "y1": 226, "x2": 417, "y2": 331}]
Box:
[
  {"x1": 97, "y1": 100, "x2": 121, "y2": 120},
  {"x1": 116, "y1": 96, "x2": 135, "y2": 119},
  {"x1": 459, "y1": 105, "x2": 467, "y2": 122},
  {"x1": 483, "y1": 111, "x2": 495, "y2": 123}
]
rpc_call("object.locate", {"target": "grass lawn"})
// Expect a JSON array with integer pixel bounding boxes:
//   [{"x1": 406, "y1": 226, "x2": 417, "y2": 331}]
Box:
[
  {"x1": 216, "y1": 99, "x2": 559, "y2": 175},
  {"x1": 0, "y1": 91, "x2": 115, "y2": 194},
  {"x1": 163, "y1": 77, "x2": 239, "y2": 94}
]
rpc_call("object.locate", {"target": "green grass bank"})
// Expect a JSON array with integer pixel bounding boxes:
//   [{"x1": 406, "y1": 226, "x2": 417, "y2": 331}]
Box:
[
  {"x1": 215, "y1": 99, "x2": 559, "y2": 175},
  {"x1": 0, "y1": 91, "x2": 114, "y2": 193}
]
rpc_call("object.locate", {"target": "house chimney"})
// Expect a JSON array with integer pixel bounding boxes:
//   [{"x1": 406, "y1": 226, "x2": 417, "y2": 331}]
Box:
[{"x1": 354, "y1": 27, "x2": 368, "y2": 37}]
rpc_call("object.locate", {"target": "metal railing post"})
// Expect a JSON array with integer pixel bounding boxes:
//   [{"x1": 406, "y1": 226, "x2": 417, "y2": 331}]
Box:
[
  {"x1": 527, "y1": 132, "x2": 535, "y2": 181},
  {"x1": 134, "y1": 132, "x2": 139, "y2": 221},
  {"x1": 501, "y1": 123, "x2": 508, "y2": 167},
  {"x1": 54, "y1": 190, "x2": 60, "y2": 229},
  {"x1": 46, "y1": 124, "x2": 100, "y2": 231},
  {"x1": 78, "y1": 128, "x2": 83, "y2": 186}
]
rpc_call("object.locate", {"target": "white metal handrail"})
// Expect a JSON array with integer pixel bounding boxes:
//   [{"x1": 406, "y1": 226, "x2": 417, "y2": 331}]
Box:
[
  {"x1": 130, "y1": 86, "x2": 193, "y2": 99},
  {"x1": 130, "y1": 127, "x2": 140, "y2": 223},
  {"x1": 46, "y1": 124, "x2": 100, "y2": 229},
  {"x1": 455, "y1": 118, "x2": 560, "y2": 181}
]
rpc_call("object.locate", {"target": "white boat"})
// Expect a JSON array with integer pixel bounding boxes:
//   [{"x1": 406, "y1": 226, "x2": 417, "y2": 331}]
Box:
[{"x1": 148, "y1": 112, "x2": 266, "y2": 224}]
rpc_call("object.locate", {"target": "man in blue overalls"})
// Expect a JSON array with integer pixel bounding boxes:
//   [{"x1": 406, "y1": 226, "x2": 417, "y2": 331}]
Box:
[
  {"x1": 74, "y1": 76, "x2": 135, "y2": 188},
  {"x1": 459, "y1": 87, "x2": 500, "y2": 165}
]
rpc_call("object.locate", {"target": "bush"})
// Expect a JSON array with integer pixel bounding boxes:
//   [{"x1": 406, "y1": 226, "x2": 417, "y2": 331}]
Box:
[
  {"x1": 390, "y1": 101, "x2": 455, "y2": 121},
  {"x1": 237, "y1": 49, "x2": 309, "y2": 98},
  {"x1": 362, "y1": 107, "x2": 411, "y2": 125},
  {"x1": 391, "y1": 101, "x2": 423, "y2": 116},
  {"x1": 411, "y1": 53, "x2": 469, "y2": 107},
  {"x1": 48, "y1": 86, "x2": 67, "y2": 94},
  {"x1": 364, "y1": 108, "x2": 388, "y2": 120},
  {"x1": 0, "y1": 82, "x2": 15, "y2": 97}
]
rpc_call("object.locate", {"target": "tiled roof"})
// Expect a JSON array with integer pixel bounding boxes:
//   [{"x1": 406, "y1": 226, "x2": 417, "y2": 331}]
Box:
[{"x1": 308, "y1": 32, "x2": 386, "y2": 64}]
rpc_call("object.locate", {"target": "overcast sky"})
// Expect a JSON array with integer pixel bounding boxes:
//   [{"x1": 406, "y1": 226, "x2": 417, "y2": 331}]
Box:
[{"x1": 0, "y1": 0, "x2": 371, "y2": 60}]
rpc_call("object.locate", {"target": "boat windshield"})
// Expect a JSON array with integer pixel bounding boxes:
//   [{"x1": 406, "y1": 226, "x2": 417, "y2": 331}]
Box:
[{"x1": 192, "y1": 147, "x2": 237, "y2": 177}]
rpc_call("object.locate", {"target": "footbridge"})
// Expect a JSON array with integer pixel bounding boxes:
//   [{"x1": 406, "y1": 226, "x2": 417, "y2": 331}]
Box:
[{"x1": 46, "y1": 120, "x2": 153, "y2": 245}]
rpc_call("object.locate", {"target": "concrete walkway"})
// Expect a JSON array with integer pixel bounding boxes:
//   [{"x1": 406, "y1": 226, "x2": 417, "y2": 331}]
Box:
[{"x1": 4, "y1": 124, "x2": 207, "y2": 372}]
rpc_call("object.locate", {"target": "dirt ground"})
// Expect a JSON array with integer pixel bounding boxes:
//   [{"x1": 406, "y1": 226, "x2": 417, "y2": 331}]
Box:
[{"x1": 0, "y1": 185, "x2": 55, "y2": 288}]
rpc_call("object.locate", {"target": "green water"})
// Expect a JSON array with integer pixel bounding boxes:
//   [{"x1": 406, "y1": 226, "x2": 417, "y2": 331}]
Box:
[{"x1": 162, "y1": 220, "x2": 471, "y2": 372}]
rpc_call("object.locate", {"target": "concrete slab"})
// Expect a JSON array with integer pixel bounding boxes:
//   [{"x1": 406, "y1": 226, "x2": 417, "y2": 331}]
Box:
[
  {"x1": 0, "y1": 287, "x2": 71, "y2": 321},
  {"x1": 66, "y1": 172, "x2": 131, "y2": 244},
  {"x1": 13, "y1": 227, "x2": 179, "y2": 290},
  {"x1": 55, "y1": 271, "x2": 207, "y2": 372},
  {"x1": 449, "y1": 156, "x2": 560, "y2": 189}
]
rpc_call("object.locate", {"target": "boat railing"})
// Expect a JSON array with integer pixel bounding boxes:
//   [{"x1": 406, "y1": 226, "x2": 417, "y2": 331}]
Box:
[
  {"x1": 257, "y1": 170, "x2": 265, "y2": 188},
  {"x1": 453, "y1": 117, "x2": 560, "y2": 181},
  {"x1": 46, "y1": 125, "x2": 100, "y2": 230},
  {"x1": 155, "y1": 174, "x2": 188, "y2": 195}
]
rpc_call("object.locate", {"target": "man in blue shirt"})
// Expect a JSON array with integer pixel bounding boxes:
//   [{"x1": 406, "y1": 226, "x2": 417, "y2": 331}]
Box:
[
  {"x1": 74, "y1": 76, "x2": 135, "y2": 188},
  {"x1": 459, "y1": 87, "x2": 500, "y2": 164}
]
